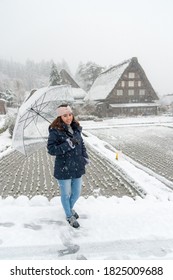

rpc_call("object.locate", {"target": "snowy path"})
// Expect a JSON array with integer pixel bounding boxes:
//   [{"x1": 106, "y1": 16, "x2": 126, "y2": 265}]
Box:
[
  {"x1": 0, "y1": 196, "x2": 173, "y2": 260},
  {"x1": 1, "y1": 239, "x2": 173, "y2": 260}
]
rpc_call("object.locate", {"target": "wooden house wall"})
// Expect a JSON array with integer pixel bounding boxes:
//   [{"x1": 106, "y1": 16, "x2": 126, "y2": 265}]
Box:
[
  {"x1": 91, "y1": 57, "x2": 159, "y2": 117},
  {"x1": 107, "y1": 59, "x2": 159, "y2": 104},
  {"x1": 107, "y1": 105, "x2": 158, "y2": 117},
  {"x1": 96, "y1": 102, "x2": 158, "y2": 117}
]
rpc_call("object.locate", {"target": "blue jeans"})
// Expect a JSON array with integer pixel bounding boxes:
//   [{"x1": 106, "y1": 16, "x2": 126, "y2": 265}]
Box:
[{"x1": 57, "y1": 177, "x2": 82, "y2": 218}]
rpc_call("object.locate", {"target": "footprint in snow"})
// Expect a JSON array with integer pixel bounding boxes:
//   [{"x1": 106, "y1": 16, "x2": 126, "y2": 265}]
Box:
[
  {"x1": 0, "y1": 222, "x2": 15, "y2": 227},
  {"x1": 58, "y1": 243, "x2": 80, "y2": 256},
  {"x1": 79, "y1": 214, "x2": 88, "y2": 219},
  {"x1": 39, "y1": 218, "x2": 66, "y2": 226},
  {"x1": 24, "y1": 223, "x2": 42, "y2": 230}
]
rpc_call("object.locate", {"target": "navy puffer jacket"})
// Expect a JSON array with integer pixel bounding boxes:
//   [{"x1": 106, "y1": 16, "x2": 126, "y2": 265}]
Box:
[{"x1": 47, "y1": 122, "x2": 89, "y2": 180}]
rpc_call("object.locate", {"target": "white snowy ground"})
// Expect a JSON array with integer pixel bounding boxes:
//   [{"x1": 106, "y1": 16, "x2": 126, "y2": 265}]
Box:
[{"x1": 0, "y1": 115, "x2": 173, "y2": 260}]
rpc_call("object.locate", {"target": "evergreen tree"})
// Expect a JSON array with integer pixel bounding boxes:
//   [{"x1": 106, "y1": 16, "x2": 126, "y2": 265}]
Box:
[
  {"x1": 0, "y1": 89, "x2": 15, "y2": 106},
  {"x1": 49, "y1": 62, "x2": 61, "y2": 86},
  {"x1": 75, "y1": 61, "x2": 105, "y2": 91}
]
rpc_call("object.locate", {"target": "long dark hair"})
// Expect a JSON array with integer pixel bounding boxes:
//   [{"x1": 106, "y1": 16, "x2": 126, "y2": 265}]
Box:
[{"x1": 50, "y1": 104, "x2": 80, "y2": 130}]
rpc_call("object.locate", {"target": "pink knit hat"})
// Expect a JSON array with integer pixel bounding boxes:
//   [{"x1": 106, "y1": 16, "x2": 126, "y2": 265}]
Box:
[{"x1": 57, "y1": 105, "x2": 73, "y2": 117}]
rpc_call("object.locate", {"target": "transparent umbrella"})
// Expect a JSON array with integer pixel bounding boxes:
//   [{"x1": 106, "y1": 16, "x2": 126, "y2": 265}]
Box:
[{"x1": 12, "y1": 85, "x2": 74, "y2": 156}]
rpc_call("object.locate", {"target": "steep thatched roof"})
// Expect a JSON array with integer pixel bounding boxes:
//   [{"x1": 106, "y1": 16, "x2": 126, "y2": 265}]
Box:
[
  {"x1": 87, "y1": 59, "x2": 131, "y2": 100},
  {"x1": 60, "y1": 69, "x2": 86, "y2": 100},
  {"x1": 60, "y1": 69, "x2": 80, "y2": 88}
]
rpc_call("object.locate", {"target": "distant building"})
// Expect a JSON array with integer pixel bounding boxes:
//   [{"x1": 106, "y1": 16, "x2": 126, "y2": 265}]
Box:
[
  {"x1": 87, "y1": 57, "x2": 159, "y2": 117},
  {"x1": 0, "y1": 99, "x2": 7, "y2": 115},
  {"x1": 60, "y1": 69, "x2": 80, "y2": 88},
  {"x1": 159, "y1": 94, "x2": 173, "y2": 114},
  {"x1": 24, "y1": 69, "x2": 86, "y2": 105},
  {"x1": 60, "y1": 69, "x2": 86, "y2": 103},
  {"x1": 160, "y1": 94, "x2": 173, "y2": 106}
]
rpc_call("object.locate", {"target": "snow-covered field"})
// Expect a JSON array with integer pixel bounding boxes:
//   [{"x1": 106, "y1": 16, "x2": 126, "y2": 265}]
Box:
[
  {"x1": 85, "y1": 121, "x2": 173, "y2": 184},
  {"x1": 0, "y1": 114, "x2": 173, "y2": 260}
]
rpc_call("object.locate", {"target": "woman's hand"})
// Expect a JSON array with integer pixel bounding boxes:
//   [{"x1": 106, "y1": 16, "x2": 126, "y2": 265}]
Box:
[{"x1": 66, "y1": 138, "x2": 75, "y2": 149}]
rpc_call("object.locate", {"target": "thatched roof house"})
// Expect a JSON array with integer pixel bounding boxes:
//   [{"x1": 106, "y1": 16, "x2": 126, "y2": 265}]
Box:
[
  {"x1": 60, "y1": 69, "x2": 86, "y2": 102},
  {"x1": 87, "y1": 57, "x2": 159, "y2": 116}
]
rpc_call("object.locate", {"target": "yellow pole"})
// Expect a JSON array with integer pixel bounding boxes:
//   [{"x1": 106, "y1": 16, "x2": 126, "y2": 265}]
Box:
[{"x1": 116, "y1": 152, "x2": 119, "y2": 160}]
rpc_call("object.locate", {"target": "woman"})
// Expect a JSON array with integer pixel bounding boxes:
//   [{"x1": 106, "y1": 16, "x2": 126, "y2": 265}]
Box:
[{"x1": 47, "y1": 104, "x2": 89, "y2": 228}]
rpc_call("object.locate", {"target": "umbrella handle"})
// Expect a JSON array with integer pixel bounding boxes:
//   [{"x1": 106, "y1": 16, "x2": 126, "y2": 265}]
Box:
[{"x1": 29, "y1": 108, "x2": 51, "y2": 123}]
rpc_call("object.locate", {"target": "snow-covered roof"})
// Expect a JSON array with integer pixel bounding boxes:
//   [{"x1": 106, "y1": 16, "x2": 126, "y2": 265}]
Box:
[
  {"x1": 109, "y1": 102, "x2": 159, "y2": 108},
  {"x1": 70, "y1": 88, "x2": 86, "y2": 99},
  {"x1": 0, "y1": 98, "x2": 6, "y2": 102},
  {"x1": 159, "y1": 94, "x2": 173, "y2": 105},
  {"x1": 87, "y1": 59, "x2": 131, "y2": 101}
]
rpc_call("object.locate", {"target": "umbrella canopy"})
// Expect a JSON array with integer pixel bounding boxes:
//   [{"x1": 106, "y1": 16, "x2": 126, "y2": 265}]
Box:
[{"x1": 12, "y1": 85, "x2": 74, "y2": 156}]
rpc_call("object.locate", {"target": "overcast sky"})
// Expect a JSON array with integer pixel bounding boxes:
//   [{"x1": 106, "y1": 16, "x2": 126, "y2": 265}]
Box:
[{"x1": 0, "y1": 0, "x2": 173, "y2": 96}]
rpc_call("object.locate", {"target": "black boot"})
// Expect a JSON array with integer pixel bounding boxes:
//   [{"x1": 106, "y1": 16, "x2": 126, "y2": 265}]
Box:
[
  {"x1": 67, "y1": 216, "x2": 80, "y2": 228},
  {"x1": 71, "y1": 209, "x2": 79, "y2": 219}
]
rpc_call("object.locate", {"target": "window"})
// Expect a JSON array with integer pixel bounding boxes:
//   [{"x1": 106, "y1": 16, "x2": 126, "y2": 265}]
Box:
[
  {"x1": 117, "y1": 89, "x2": 123, "y2": 95},
  {"x1": 138, "y1": 81, "x2": 142, "y2": 87},
  {"x1": 139, "y1": 89, "x2": 145, "y2": 95},
  {"x1": 121, "y1": 81, "x2": 125, "y2": 87},
  {"x1": 128, "y1": 72, "x2": 135, "y2": 78},
  {"x1": 128, "y1": 89, "x2": 134, "y2": 95},
  {"x1": 128, "y1": 81, "x2": 134, "y2": 87}
]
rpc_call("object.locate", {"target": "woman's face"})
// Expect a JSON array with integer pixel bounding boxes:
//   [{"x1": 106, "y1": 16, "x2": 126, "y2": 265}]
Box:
[{"x1": 61, "y1": 113, "x2": 73, "y2": 125}]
